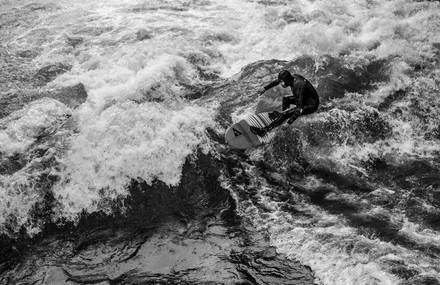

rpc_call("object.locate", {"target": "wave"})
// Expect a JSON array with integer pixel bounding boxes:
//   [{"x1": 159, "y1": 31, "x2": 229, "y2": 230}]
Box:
[{"x1": 1, "y1": 0, "x2": 439, "y2": 283}]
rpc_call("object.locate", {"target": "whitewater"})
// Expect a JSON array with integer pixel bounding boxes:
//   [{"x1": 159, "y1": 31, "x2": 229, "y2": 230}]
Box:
[{"x1": 0, "y1": 0, "x2": 439, "y2": 284}]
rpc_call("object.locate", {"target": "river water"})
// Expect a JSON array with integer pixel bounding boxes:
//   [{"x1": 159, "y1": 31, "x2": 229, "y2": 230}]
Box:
[{"x1": 0, "y1": 0, "x2": 439, "y2": 284}]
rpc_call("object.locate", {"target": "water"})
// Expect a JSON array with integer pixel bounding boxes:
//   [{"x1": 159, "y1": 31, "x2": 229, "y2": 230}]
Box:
[{"x1": 0, "y1": 0, "x2": 439, "y2": 284}]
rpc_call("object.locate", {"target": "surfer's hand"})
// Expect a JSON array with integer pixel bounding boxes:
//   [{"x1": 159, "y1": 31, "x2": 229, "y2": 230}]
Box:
[{"x1": 258, "y1": 88, "x2": 266, "y2": 95}]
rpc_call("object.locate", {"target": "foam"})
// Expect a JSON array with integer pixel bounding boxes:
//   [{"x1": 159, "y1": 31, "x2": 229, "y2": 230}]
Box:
[
  {"x1": 0, "y1": 98, "x2": 71, "y2": 155},
  {"x1": 0, "y1": 98, "x2": 72, "y2": 234},
  {"x1": 1, "y1": 3, "x2": 439, "y2": 273},
  {"x1": 3, "y1": 0, "x2": 227, "y2": 230},
  {"x1": 269, "y1": 209, "x2": 440, "y2": 283},
  {"x1": 216, "y1": 0, "x2": 440, "y2": 75},
  {"x1": 313, "y1": 89, "x2": 440, "y2": 175},
  {"x1": 0, "y1": 171, "x2": 43, "y2": 235},
  {"x1": 399, "y1": 220, "x2": 440, "y2": 248},
  {"x1": 273, "y1": 228, "x2": 399, "y2": 285},
  {"x1": 224, "y1": 168, "x2": 401, "y2": 285},
  {"x1": 52, "y1": 102, "x2": 214, "y2": 220},
  {"x1": 235, "y1": 171, "x2": 440, "y2": 283}
]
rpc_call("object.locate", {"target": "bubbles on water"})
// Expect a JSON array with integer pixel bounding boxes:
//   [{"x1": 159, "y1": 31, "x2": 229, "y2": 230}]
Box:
[
  {"x1": 225, "y1": 161, "x2": 440, "y2": 284},
  {"x1": 1, "y1": 2, "x2": 440, "y2": 283},
  {"x1": 0, "y1": 172, "x2": 42, "y2": 235},
  {"x1": 0, "y1": 98, "x2": 72, "y2": 235},
  {"x1": 217, "y1": 0, "x2": 440, "y2": 75},
  {"x1": 1, "y1": 0, "x2": 226, "y2": 232},
  {"x1": 399, "y1": 219, "x2": 440, "y2": 248},
  {"x1": 223, "y1": 164, "x2": 400, "y2": 285},
  {"x1": 52, "y1": 101, "x2": 215, "y2": 221},
  {"x1": 0, "y1": 98, "x2": 71, "y2": 155}
]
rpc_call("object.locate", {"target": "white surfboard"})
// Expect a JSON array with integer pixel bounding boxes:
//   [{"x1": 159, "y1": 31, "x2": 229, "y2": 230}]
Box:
[{"x1": 224, "y1": 112, "x2": 276, "y2": 149}]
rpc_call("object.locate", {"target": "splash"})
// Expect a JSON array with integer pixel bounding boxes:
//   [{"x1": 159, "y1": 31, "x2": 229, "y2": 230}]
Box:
[
  {"x1": 0, "y1": 98, "x2": 71, "y2": 235},
  {"x1": 0, "y1": 98, "x2": 71, "y2": 154},
  {"x1": 53, "y1": 102, "x2": 214, "y2": 220},
  {"x1": 1, "y1": 0, "x2": 223, "y2": 231},
  {"x1": 217, "y1": 0, "x2": 440, "y2": 75},
  {"x1": 1, "y1": 0, "x2": 440, "y2": 283}
]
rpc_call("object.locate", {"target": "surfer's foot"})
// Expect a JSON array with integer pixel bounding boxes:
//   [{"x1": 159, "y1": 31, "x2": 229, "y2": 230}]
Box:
[{"x1": 250, "y1": 126, "x2": 268, "y2": 137}]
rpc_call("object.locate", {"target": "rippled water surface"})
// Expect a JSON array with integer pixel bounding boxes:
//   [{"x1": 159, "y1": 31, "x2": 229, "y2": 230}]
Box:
[{"x1": 1, "y1": 0, "x2": 439, "y2": 284}]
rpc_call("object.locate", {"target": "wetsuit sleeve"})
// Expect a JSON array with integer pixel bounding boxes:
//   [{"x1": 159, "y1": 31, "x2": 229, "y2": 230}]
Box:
[{"x1": 264, "y1": 79, "x2": 281, "y2": 91}]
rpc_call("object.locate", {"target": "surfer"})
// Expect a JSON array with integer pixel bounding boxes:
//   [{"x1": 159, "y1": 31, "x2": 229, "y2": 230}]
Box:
[{"x1": 250, "y1": 70, "x2": 319, "y2": 137}]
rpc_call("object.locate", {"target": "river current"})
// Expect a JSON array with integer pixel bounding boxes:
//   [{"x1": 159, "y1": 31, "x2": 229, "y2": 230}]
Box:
[{"x1": 0, "y1": 0, "x2": 439, "y2": 284}]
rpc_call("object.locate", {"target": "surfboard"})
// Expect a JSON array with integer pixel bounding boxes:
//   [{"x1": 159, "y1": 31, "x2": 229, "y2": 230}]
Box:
[{"x1": 225, "y1": 112, "x2": 276, "y2": 149}]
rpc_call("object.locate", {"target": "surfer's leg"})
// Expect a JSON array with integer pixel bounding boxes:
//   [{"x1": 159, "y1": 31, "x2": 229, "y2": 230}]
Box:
[
  {"x1": 300, "y1": 88, "x2": 319, "y2": 115},
  {"x1": 250, "y1": 97, "x2": 300, "y2": 137},
  {"x1": 250, "y1": 111, "x2": 293, "y2": 136},
  {"x1": 301, "y1": 102, "x2": 318, "y2": 115},
  {"x1": 282, "y1": 96, "x2": 296, "y2": 111}
]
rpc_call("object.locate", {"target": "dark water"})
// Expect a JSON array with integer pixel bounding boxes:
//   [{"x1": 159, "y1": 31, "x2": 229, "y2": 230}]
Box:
[{"x1": 1, "y1": 0, "x2": 440, "y2": 284}]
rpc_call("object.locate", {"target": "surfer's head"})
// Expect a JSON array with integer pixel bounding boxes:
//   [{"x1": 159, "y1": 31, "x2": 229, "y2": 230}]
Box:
[{"x1": 278, "y1": 70, "x2": 294, "y2": 87}]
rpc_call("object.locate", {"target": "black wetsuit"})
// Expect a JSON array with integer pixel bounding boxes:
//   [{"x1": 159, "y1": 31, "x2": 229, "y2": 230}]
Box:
[
  {"x1": 264, "y1": 74, "x2": 319, "y2": 115},
  {"x1": 249, "y1": 73, "x2": 319, "y2": 137},
  {"x1": 259, "y1": 74, "x2": 319, "y2": 132}
]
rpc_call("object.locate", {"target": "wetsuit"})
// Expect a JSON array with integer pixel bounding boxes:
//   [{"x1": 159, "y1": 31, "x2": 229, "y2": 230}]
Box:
[
  {"x1": 252, "y1": 73, "x2": 320, "y2": 135},
  {"x1": 264, "y1": 74, "x2": 319, "y2": 115},
  {"x1": 249, "y1": 72, "x2": 319, "y2": 137}
]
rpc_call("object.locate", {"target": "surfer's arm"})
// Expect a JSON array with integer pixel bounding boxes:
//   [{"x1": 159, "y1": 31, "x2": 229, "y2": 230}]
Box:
[
  {"x1": 258, "y1": 79, "x2": 280, "y2": 95},
  {"x1": 264, "y1": 79, "x2": 281, "y2": 91}
]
